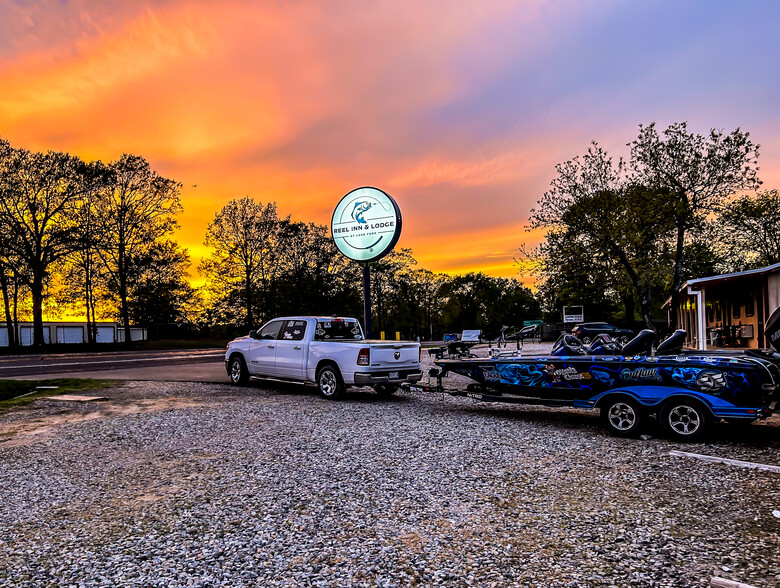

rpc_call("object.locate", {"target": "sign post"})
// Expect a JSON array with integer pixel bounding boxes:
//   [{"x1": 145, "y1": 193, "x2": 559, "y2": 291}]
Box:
[
  {"x1": 331, "y1": 187, "x2": 402, "y2": 338},
  {"x1": 362, "y1": 263, "x2": 371, "y2": 338}
]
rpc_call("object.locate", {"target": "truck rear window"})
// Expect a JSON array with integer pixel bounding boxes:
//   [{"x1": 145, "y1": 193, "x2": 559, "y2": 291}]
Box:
[{"x1": 315, "y1": 320, "x2": 363, "y2": 340}]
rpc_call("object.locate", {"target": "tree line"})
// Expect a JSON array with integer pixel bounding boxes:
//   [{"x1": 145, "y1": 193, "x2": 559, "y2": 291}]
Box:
[
  {"x1": 0, "y1": 138, "x2": 539, "y2": 347},
  {"x1": 526, "y1": 121, "x2": 779, "y2": 331},
  {"x1": 6, "y1": 121, "x2": 771, "y2": 347},
  {"x1": 0, "y1": 139, "x2": 190, "y2": 347},
  {"x1": 197, "y1": 197, "x2": 539, "y2": 339}
]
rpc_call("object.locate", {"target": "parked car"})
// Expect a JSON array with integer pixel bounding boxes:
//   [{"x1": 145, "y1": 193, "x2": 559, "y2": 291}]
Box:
[
  {"x1": 571, "y1": 322, "x2": 632, "y2": 344},
  {"x1": 225, "y1": 316, "x2": 422, "y2": 399}
]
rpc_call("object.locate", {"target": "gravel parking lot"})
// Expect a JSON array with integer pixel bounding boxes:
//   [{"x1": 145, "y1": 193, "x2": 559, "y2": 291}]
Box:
[{"x1": 1, "y1": 347, "x2": 779, "y2": 587}]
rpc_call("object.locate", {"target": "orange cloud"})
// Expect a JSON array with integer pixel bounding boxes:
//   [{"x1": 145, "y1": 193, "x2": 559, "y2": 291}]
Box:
[{"x1": 3, "y1": 0, "x2": 778, "y2": 290}]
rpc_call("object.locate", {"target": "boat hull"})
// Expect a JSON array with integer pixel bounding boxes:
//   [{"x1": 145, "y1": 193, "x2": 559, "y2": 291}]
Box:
[{"x1": 435, "y1": 353, "x2": 779, "y2": 417}]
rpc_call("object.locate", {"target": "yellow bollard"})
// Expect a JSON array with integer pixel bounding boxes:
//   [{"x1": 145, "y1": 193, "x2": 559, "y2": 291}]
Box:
[
  {"x1": 396, "y1": 332, "x2": 401, "y2": 340},
  {"x1": 380, "y1": 331, "x2": 385, "y2": 340}
]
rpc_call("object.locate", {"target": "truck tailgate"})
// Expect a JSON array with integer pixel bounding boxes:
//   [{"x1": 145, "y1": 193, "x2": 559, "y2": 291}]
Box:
[{"x1": 369, "y1": 343, "x2": 419, "y2": 366}]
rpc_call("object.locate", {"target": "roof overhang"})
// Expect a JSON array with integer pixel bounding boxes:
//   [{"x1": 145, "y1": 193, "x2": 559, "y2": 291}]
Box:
[{"x1": 684, "y1": 262, "x2": 780, "y2": 291}]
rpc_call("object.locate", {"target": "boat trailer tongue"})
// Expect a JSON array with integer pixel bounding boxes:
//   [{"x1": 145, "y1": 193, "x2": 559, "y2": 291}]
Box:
[{"x1": 403, "y1": 366, "x2": 449, "y2": 394}]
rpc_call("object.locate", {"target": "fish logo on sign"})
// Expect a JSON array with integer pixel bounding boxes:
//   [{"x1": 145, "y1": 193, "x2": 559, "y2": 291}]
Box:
[{"x1": 352, "y1": 201, "x2": 372, "y2": 223}]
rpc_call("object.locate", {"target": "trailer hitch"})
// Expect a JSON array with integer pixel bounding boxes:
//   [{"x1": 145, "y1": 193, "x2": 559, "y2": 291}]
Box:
[{"x1": 403, "y1": 366, "x2": 447, "y2": 393}]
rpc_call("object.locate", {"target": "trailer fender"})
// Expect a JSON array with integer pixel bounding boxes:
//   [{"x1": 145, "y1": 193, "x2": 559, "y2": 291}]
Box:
[{"x1": 577, "y1": 385, "x2": 732, "y2": 414}]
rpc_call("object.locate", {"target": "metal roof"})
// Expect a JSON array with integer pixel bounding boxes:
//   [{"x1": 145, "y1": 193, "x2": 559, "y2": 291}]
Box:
[{"x1": 685, "y1": 261, "x2": 780, "y2": 290}]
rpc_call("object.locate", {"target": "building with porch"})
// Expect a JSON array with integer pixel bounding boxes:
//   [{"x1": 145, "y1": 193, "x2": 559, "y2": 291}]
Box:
[{"x1": 668, "y1": 262, "x2": 780, "y2": 350}]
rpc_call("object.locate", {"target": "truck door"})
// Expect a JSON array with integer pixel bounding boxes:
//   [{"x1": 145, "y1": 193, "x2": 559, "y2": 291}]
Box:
[
  {"x1": 275, "y1": 319, "x2": 308, "y2": 379},
  {"x1": 249, "y1": 319, "x2": 284, "y2": 375}
]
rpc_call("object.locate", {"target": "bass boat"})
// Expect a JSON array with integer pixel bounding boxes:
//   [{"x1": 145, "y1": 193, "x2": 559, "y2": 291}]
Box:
[{"x1": 421, "y1": 309, "x2": 780, "y2": 441}]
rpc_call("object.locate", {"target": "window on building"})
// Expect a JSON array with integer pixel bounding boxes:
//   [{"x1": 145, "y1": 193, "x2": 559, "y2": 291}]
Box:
[
  {"x1": 732, "y1": 301, "x2": 741, "y2": 319},
  {"x1": 745, "y1": 296, "x2": 755, "y2": 317}
]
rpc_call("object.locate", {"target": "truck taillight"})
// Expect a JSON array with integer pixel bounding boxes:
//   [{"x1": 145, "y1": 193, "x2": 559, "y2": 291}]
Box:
[
  {"x1": 357, "y1": 348, "x2": 370, "y2": 366},
  {"x1": 419, "y1": 346, "x2": 422, "y2": 362}
]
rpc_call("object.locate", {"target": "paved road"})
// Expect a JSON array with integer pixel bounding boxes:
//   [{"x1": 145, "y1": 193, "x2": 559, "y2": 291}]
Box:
[{"x1": 0, "y1": 349, "x2": 230, "y2": 383}]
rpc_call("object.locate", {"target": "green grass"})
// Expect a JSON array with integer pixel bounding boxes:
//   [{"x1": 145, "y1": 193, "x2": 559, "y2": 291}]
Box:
[{"x1": 0, "y1": 379, "x2": 114, "y2": 411}]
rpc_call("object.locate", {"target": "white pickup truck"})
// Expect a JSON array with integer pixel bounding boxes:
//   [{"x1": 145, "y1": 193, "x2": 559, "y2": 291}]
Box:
[{"x1": 225, "y1": 316, "x2": 423, "y2": 399}]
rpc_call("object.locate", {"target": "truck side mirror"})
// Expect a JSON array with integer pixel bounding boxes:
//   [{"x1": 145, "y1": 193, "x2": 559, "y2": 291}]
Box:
[{"x1": 249, "y1": 330, "x2": 258, "y2": 339}]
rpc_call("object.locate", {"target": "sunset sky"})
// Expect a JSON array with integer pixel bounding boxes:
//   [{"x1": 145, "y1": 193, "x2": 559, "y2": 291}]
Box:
[{"x1": 2, "y1": 0, "x2": 779, "y2": 283}]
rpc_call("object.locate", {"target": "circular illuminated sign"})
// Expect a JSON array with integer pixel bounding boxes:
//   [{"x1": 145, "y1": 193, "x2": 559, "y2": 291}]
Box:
[{"x1": 331, "y1": 187, "x2": 402, "y2": 262}]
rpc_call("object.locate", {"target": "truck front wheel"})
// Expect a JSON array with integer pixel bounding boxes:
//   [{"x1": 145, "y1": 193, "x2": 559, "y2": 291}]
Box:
[
  {"x1": 317, "y1": 365, "x2": 345, "y2": 400},
  {"x1": 229, "y1": 355, "x2": 250, "y2": 386}
]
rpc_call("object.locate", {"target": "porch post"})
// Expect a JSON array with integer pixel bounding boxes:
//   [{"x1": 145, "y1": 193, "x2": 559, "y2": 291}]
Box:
[{"x1": 689, "y1": 286, "x2": 707, "y2": 351}]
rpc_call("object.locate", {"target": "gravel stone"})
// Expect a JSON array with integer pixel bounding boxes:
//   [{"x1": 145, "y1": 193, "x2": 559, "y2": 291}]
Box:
[{"x1": 1, "y1": 345, "x2": 779, "y2": 586}]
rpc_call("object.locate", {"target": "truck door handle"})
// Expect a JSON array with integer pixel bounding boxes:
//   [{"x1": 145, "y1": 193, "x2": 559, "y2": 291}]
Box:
[
  {"x1": 267, "y1": 344, "x2": 275, "y2": 348},
  {"x1": 293, "y1": 345, "x2": 301, "y2": 350}
]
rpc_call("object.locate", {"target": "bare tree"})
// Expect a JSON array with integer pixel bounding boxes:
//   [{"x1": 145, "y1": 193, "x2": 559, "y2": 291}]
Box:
[
  {"x1": 93, "y1": 154, "x2": 182, "y2": 345},
  {"x1": 0, "y1": 142, "x2": 87, "y2": 346},
  {"x1": 59, "y1": 162, "x2": 111, "y2": 343},
  {"x1": 0, "y1": 139, "x2": 17, "y2": 346},
  {"x1": 199, "y1": 197, "x2": 282, "y2": 329}
]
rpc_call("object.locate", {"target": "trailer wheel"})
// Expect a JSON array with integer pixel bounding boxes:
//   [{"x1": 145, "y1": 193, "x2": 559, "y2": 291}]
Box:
[
  {"x1": 600, "y1": 397, "x2": 643, "y2": 437},
  {"x1": 661, "y1": 400, "x2": 708, "y2": 442},
  {"x1": 374, "y1": 383, "x2": 399, "y2": 397},
  {"x1": 317, "y1": 365, "x2": 345, "y2": 400},
  {"x1": 228, "y1": 355, "x2": 250, "y2": 386}
]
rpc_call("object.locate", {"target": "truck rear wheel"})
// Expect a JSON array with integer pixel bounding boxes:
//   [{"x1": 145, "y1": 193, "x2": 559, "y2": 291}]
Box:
[{"x1": 317, "y1": 365, "x2": 345, "y2": 400}]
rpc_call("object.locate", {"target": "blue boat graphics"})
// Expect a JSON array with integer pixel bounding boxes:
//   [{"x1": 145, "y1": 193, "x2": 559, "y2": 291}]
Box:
[{"x1": 435, "y1": 351, "x2": 779, "y2": 420}]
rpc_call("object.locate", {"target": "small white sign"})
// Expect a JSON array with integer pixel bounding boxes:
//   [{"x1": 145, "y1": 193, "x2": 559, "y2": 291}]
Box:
[
  {"x1": 563, "y1": 306, "x2": 584, "y2": 324},
  {"x1": 331, "y1": 187, "x2": 402, "y2": 262}
]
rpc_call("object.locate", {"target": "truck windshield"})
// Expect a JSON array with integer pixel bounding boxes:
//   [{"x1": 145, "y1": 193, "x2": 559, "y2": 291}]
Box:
[{"x1": 314, "y1": 320, "x2": 363, "y2": 341}]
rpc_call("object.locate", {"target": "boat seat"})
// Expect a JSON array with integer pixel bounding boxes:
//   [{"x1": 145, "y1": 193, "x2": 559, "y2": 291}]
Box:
[
  {"x1": 551, "y1": 334, "x2": 587, "y2": 356},
  {"x1": 620, "y1": 329, "x2": 655, "y2": 356},
  {"x1": 587, "y1": 334, "x2": 621, "y2": 355},
  {"x1": 656, "y1": 329, "x2": 686, "y2": 355}
]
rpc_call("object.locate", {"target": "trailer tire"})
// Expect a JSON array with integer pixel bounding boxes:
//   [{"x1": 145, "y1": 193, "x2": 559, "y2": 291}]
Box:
[
  {"x1": 661, "y1": 399, "x2": 709, "y2": 442},
  {"x1": 600, "y1": 396, "x2": 643, "y2": 437},
  {"x1": 317, "y1": 365, "x2": 345, "y2": 400}
]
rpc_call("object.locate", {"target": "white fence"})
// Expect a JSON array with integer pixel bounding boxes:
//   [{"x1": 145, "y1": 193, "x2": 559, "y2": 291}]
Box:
[{"x1": 0, "y1": 322, "x2": 146, "y2": 346}]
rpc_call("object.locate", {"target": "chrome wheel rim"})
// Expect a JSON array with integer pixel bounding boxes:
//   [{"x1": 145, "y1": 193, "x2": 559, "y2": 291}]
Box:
[
  {"x1": 607, "y1": 402, "x2": 637, "y2": 431},
  {"x1": 230, "y1": 360, "x2": 242, "y2": 382},
  {"x1": 668, "y1": 405, "x2": 701, "y2": 436},
  {"x1": 319, "y1": 370, "x2": 337, "y2": 396}
]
